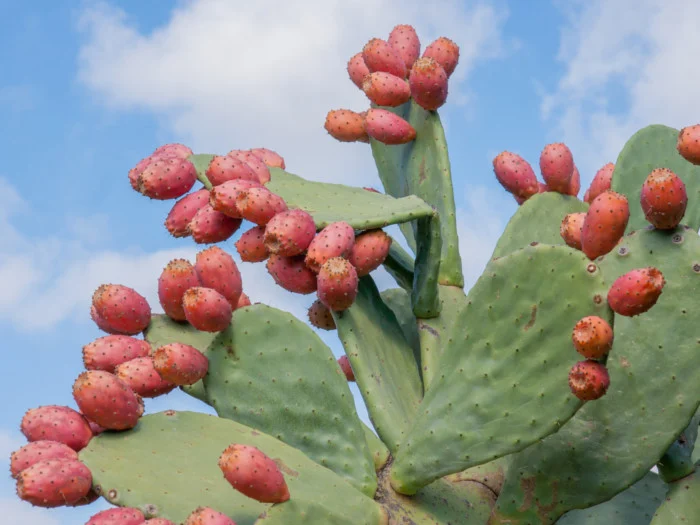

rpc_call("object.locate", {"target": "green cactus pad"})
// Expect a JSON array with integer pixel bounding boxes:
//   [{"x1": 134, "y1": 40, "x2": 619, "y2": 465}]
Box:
[
  {"x1": 411, "y1": 215, "x2": 442, "y2": 318},
  {"x1": 380, "y1": 288, "x2": 421, "y2": 372},
  {"x1": 79, "y1": 411, "x2": 385, "y2": 525},
  {"x1": 657, "y1": 408, "x2": 700, "y2": 483},
  {"x1": 390, "y1": 243, "x2": 612, "y2": 495},
  {"x1": 491, "y1": 192, "x2": 588, "y2": 259},
  {"x1": 189, "y1": 153, "x2": 214, "y2": 190},
  {"x1": 445, "y1": 456, "x2": 511, "y2": 497},
  {"x1": 650, "y1": 473, "x2": 700, "y2": 524},
  {"x1": 202, "y1": 304, "x2": 377, "y2": 497},
  {"x1": 382, "y1": 238, "x2": 415, "y2": 292},
  {"x1": 492, "y1": 227, "x2": 700, "y2": 524},
  {"x1": 611, "y1": 124, "x2": 700, "y2": 232},
  {"x1": 362, "y1": 423, "x2": 390, "y2": 472},
  {"x1": 333, "y1": 276, "x2": 423, "y2": 453}
]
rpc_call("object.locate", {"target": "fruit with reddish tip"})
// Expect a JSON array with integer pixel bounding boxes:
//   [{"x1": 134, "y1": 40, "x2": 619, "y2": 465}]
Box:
[
  {"x1": 308, "y1": 299, "x2": 336, "y2": 330},
  {"x1": 409, "y1": 57, "x2": 448, "y2": 111},
  {"x1": 492, "y1": 151, "x2": 539, "y2": 200},
  {"x1": 115, "y1": 356, "x2": 176, "y2": 398},
  {"x1": 92, "y1": 284, "x2": 151, "y2": 336},
  {"x1": 250, "y1": 147, "x2": 285, "y2": 169},
  {"x1": 16, "y1": 458, "x2": 93, "y2": 508},
  {"x1": 138, "y1": 157, "x2": 197, "y2": 200},
  {"x1": 347, "y1": 52, "x2": 371, "y2": 89},
  {"x1": 572, "y1": 316, "x2": 614, "y2": 359},
  {"x1": 153, "y1": 143, "x2": 193, "y2": 159},
  {"x1": 188, "y1": 203, "x2": 242, "y2": 244},
  {"x1": 86, "y1": 507, "x2": 146, "y2": 525},
  {"x1": 362, "y1": 72, "x2": 411, "y2": 107},
  {"x1": 348, "y1": 229, "x2": 392, "y2": 276},
  {"x1": 82, "y1": 334, "x2": 152, "y2": 373},
  {"x1": 580, "y1": 191, "x2": 630, "y2": 260},
  {"x1": 194, "y1": 246, "x2": 242, "y2": 308},
  {"x1": 607, "y1": 267, "x2": 665, "y2": 317},
  {"x1": 235, "y1": 225, "x2": 269, "y2": 262},
  {"x1": 317, "y1": 257, "x2": 359, "y2": 311},
  {"x1": 539, "y1": 143, "x2": 575, "y2": 193},
  {"x1": 362, "y1": 38, "x2": 406, "y2": 78},
  {"x1": 422, "y1": 36, "x2": 460, "y2": 77},
  {"x1": 264, "y1": 209, "x2": 316, "y2": 257},
  {"x1": 266, "y1": 254, "x2": 318, "y2": 294},
  {"x1": 236, "y1": 187, "x2": 288, "y2": 226},
  {"x1": 364, "y1": 108, "x2": 416, "y2": 145},
  {"x1": 568, "y1": 360, "x2": 610, "y2": 401},
  {"x1": 218, "y1": 444, "x2": 290, "y2": 503},
  {"x1": 677, "y1": 124, "x2": 700, "y2": 164},
  {"x1": 165, "y1": 189, "x2": 210, "y2": 238},
  {"x1": 158, "y1": 259, "x2": 201, "y2": 321},
  {"x1": 72, "y1": 371, "x2": 144, "y2": 430},
  {"x1": 182, "y1": 287, "x2": 233, "y2": 332},
  {"x1": 338, "y1": 355, "x2": 355, "y2": 381},
  {"x1": 305, "y1": 221, "x2": 356, "y2": 272},
  {"x1": 210, "y1": 179, "x2": 261, "y2": 218},
  {"x1": 324, "y1": 109, "x2": 370, "y2": 143},
  {"x1": 388, "y1": 24, "x2": 420, "y2": 69},
  {"x1": 565, "y1": 165, "x2": 581, "y2": 197},
  {"x1": 560, "y1": 212, "x2": 586, "y2": 251},
  {"x1": 10, "y1": 441, "x2": 79, "y2": 478},
  {"x1": 90, "y1": 305, "x2": 121, "y2": 334},
  {"x1": 153, "y1": 343, "x2": 209, "y2": 386},
  {"x1": 128, "y1": 155, "x2": 155, "y2": 191},
  {"x1": 640, "y1": 168, "x2": 688, "y2": 229},
  {"x1": 236, "y1": 292, "x2": 252, "y2": 308},
  {"x1": 585, "y1": 163, "x2": 614, "y2": 204},
  {"x1": 185, "y1": 506, "x2": 236, "y2": 524},
  {"x1": 227, "y1": 150, "x2": 271, "y2": 184},
  {"x1": 20, "y1": 405, "x2": 93, "y2": 452},
  {"x1": 206, "y1": 155, "x2": 258, "y2": 186}
]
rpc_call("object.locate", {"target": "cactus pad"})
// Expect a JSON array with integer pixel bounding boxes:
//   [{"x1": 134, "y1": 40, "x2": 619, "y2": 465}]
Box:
[{"x1": 650, "y1": 473, "x2": 700, "y2": 524}]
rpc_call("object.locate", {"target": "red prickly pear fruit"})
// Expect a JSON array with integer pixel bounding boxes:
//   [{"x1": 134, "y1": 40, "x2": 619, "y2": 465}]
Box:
[
  {"x1": 146, "y1": 519, "x2": 177, "y2": 525},
  {"x1": 422, "y1": 37, "x2": 460, "y2": 77},
  {"x1": 210, "y1": 179, "x2": 261, "y2": 218},
  {"x1": 86, "y1": 507, "x2": 146, "y2": 525},
  {"x1": 607, "y1": 267, "x2": 665, "y2": 317},
  {"x1": 83, "y1": 416, "x2": 106, "y2": 435},
  {"x1": 20, "y1": 406, "x2": 93, "y2": 452},
  {"x1": 364, "y1": 108, "x2": 416, "y2": 145},
  {"x1": 152, "y1": 343, "x2": 209, "y2": 386},
  {"x1": 514, "y1": 194, "x2": 526, "y2": 205},
  {"x1": 572, "y1": 316, "x2": 614, "y2": 359},
  {"x1": 153, "y1": 143, "x2": 193, "y2": 159},
  {"x1": 408, "y1": 57, "x2": 448, "y2": 111},
  {"x1": 82, "y1": 334, "x2": 152, "y2": 373},
  {"x1": 317, "y1": 257, "x2": 359, "y2": 311},
  {"x1": 338, "y1": 355, "x2": 355, "y2": 382},
  {"x1": 158, "y1": 259, "x2": 201, "y2": 322},
  {"x1": 218, "y1": 444, "x2": 290, "y2": 503},
  {"x1": 492, "y1": 151, "x2": 539, "y2": 200},
  {"x1": 182, "y1": 287, "x2": 233, "y2": 332},
  {"x1": 362, "y1": 38, "x2": 406, "y2": 78},
  {"x1": 138, "y1": 157, "x2": 197, "y2": 200},
  {"x1": 250, "y1": 147, "x2": 285, "y2": 169},
  {"x1": 165, "y1": 189, "x2": 210, "y2": 238},
  {"x1": 348, "y1": 229, "x2": 392, "y2": 276},
  {"x1": 188, "y1": 203, "x2": 242, "y2": 244},
  {"x1": 16, "y1": 458, "x2": 93, "y2": 507},
  {"x1": 194, "y1": 246, "x2": 243, "y2": 308},
  {"x1": 115, "y1": 356, "x2": 176, "y2": 398},
  {"x1": 236, "y1": 187, "x2": 288, "y2": 226},
  {"x1": 538, "y1": 182, "x2": 549, "y2": 193},
  {"x1": 185, "y1": 506, "x2": 237, "y2": 525},
  {"x1": 564, "y1": 165, "x2": 581, "y2": 197},
  {"x1": 560, "y1": 212, "x2": 586, "y2": 251},
  {"x1": 580, "y1": 190, "x2": 630, "y2": 260},
  {"x1": 236, "y1": 292, "x2": 252, "y2": 308},
  {"x1": 308, "y1": 299, "x2": 336, "y2": 330},
  {"x1": 640, "y1": 168, "x2": 688, "y2": 229},
  {"x1": 10, "y1": 440, "x2": 79, "y2": 478},
  {"x1": 90, "y1": 304, "x2": 122, "y2": 334},
  {"x1": 266, "y1": 254, "x2": 318, "y2": 294},
  {"x1": 539, "y1": 143, "x2": 575, "y2": 193},
  {"x1": 568, "y1": 360, "x2": 610, "y2": 401},
  {"x1": 388, "y1": 24, "x2": 421, "y2": 70},
  {"x1": 324, "y1": 109, "x2": 370, "y2": 143},
  {"x1": 263, "y1": 209, "x2": 317, "y2": 257},
  {"x1": 227, "y1": 149, "x2": 271, "y2": 184},
  {"x1": 305, "y1": 221, "x2": 356, "y2": 273},
  {"x1": 72, "y1": 371, "x2": 144, "y2": 430},
  {"x1": 583, "y1": 189, "x2": 590, "y2": 202},
  {"x1": 67, "y1": 486, "x2": 100, "y2": 507},
  {"x1": 585, "y1": 163, "x2": 614, "y2": 204},
  {"x1": 206, "y1": 155, "x2": 258, "y2": 186},
  {"x1": 235, "y1": 225, "x2": 269, "y2": 262},
  {"x1": 364, "y1": 187, "x2": 380, "y2": 193},
  {"x1": 362, "y1": 72, "x2": 411, "y2": 107},
  {"x1": 128, "y1": 155, "x2": 155, "y2": 191},
  {"x1": 347, "y1": 52, "x2": 371, "y2": 89},
  {"x1": 677, "y1": 124, "x2": 700, "y2": 165},
  {"x1": 92, "y1": 284, "x2": 151, "y2": 336}
]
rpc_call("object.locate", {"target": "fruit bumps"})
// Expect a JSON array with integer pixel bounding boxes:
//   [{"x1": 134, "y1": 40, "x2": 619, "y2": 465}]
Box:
[{"x1": 218, "y1": 444, "x2": 290, "y2": 503}]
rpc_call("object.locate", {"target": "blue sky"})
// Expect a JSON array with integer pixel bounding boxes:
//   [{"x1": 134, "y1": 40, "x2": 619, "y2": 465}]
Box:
[{"x1": 2, "y1": 1, "x2": 698, "y2": 522}]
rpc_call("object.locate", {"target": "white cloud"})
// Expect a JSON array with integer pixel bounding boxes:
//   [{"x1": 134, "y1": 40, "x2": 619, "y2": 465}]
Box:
[{"x1": 0, "y1": 498, "x2": 61, "y2": 525}]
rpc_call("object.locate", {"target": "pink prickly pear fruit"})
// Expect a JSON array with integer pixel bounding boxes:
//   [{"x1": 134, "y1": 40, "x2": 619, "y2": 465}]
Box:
[
  {"x1": 250, "y1": 147, "x2": 285, "y2": 169},
  {"x1": 640, "y1": 168, "x2": 688, "y2": 229},
  {"x1": 153, "y1": 143, "x2": 193, "y2": 159},
  {"x1": 194, "y1": 246, "x2": 243, "y2": 308},
  {"x1": 338, "y1": 355, "x2": 355, "y2": 382},
  {"x1": 236, "y1": 187, "x2": 288, "y2": 226},
  {"x1": 263, "y1": 209, "x2": 317, "y2": 257},
  {"x1": 158, "y1": 259, "x2": 202, "y2": 322},
  {"x1": 165, "y1": 189, "x2": 210, "y2": 238},
  {"x1": 152, "y1": 343, "x2": 209, "y2": 386},
  {"x1": 83, "y1": 416, "x2": 106, "y2": 435},
  {"x1": 364, "y1": 108, "x2": 416, "y2": 145},
  {"x1": 266, "y1": 254, "x2": 318, "y2": 294},
  {"x1": 92, "y1": 284, "x2": 152, "y2": 336},
  {"x1": 362, "y1": 38, "x2": 406, "y2": 78},
  {"x1": 236, "y1": 292, "x2": 252, "y2": 308},
  {"x1": 20, "y1": 405, "x2": 93, "y2": 452},
  {"x1": 364, "y1": 187, "x2": 380, "y2": 193},
  {"x1": 185, "y1": 506, "x2": 237, "y2": 525},
  {"x1": 584, "y1": 163, "x2": 614, "y2": 204},
  {"x1": 572, "y1": 316, "x2": 614, "y2": 359},
  {"x1": 580, "y1": 191, "x2": 630, "y2": 260},
  {"x1": 324, "y1": 109, "x2": 370, "y2": 143},
  {"x1": 408, "y1": 57, "x2": 448, "y2": 111},
  {"x1": 138, "y1": 157, "x2": 197, "y2": 200},
  {"x1": 115, "y1": 356, "x2": 177, "y2": 398},
  {"x1": 677, "y1": 124, "x2": 700, "y2": 165},
  {"x1": 539, "y1": 182, "x2": 549, "y2": 193},
  {"x1": 514, "y1": 194, "x2": 527, "y2": 205},
  {"x1": 82, "y1": 334, "x2": 152, "y2": 373},
  {"x1": 607, "y1": 267, "x2": 665, "y2": 317},
  {"x1": 210, "y1": 179, "x2": 261, "y2": 219},
  {"x1": 90, "y1": 304, "x2": 122, "y2": 334},
  {"x1": 305, "y1": 221, "x2": 356, "y2": 273},
  {"x1": 560, "y1": 212, "x2": 586, "y2": 251},
  {"x1": 317, "y1": 257, "x2": 359, "y2": 311},
  {"x1": 182, "y1": 287, "x2": 233, "y2": 332},
  {"x1": 206, "y1": 155, "x2": 258, "y2": 186},
  {"x1": 347, "y1": 52, "x2": 371, "y2": 89},
  {"x1": 146, "y1": 520, "x2": 177, "y2": 525},
  {"x1": 564, "y1": 165, "x2": 581, "y2": 197},
  {"x1": 227, "y1": 149, "x2": 271, "y2": 184},
  {"x1": 348, "y1": 229, "x2": 392, "y2": 276},
  {"x1": 422, "y1": 37, "x2": 460, "y2": 77},
  {"x1": 72, "y1": 371, "x2": 144, "y2": 430},
  {"x1": 188, "y1": 203, "x2": 242, "y2": 244},
  {"x1": 362, "y1": 72, "x2": 411, "y2": 107},
  {"x1": 67, "y1": 486, "x2": 100, "y2": 507},
  {"x1": 218, "y1": 444, "x2": 290, "y2": 503},
  {"x1": 308, "y1": 299, "x2": 336, "y2": 330},
  {"x1": 86, "y1": 507, "x2": 147, "y2": 525},
  {"x1": 10, "y1": 440, "x2": 79, "y2": 478},
  {"x1": 128, "y1": 155, "x2": 155, "y2": 191},
  {"x1": 388, "y1": 24, "x2": 421, "y2": 70},
  {"x1": 16, "y1": 458, "x2": 93, "y2": 507},
  {"x1": 539, "y1": 143, "x2": 575, "y2": 193},
  {"x1": 492, "y1": 151, "x2": 539, "y2": 200},
  {"x1": 235, "y1": 225, "x2": 269, "y2": 262},
  {"x1": 568, "y1": 360, "x2": 610, "y2": 401}
]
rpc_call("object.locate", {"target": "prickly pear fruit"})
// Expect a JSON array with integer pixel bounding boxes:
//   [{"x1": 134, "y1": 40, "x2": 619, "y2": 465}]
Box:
[
  {"x1": 209, "y1": 179, "x2": 261, "y2": 218},
  {"x1": 227, "y1": 150, "x2": 271, "y2": 184},
  {"x1": 565, "y1": 165, "x2": 581, "y2": 197},
  {"x1": 82, "y1": 334, "x2": 152, "y2": 373},
  {"x1": 572, "y1": 316, "x2": 614, "y2": 359},
  {"x1": 250, "y1": 147, "x2": 285, "y2": 169},
  {"x1": 194, "y1": 246, "x2": 243, "y2": 308},
  {"x1": 305, "y1": 221, "x2": 356, "y2": 272},
  {"x1": 83, "y1": 416, "x2": 105, "y2": 436},
  {"x1": 607, "y1": 267, "x2": 665, "y2": 317},
  {"x1": 188, "y1": 203, "x2": 242, "y2": 244},
  {"x1": 362, "y1": 72, "x2": 411, "y2": 107},
  {"x1": 317, "y1": 257, "x2": 359, "y2": 311},
  {"x1": 640, "y1": 168, "x2": 688, "y2": 229},
  {"x1": 263, "y1": 209, "x2": 316, "y2": 257},
  {"x1": 236, "y1": 292, "x2": 251, "y2": 308},
  {"x1": 86, "y1": 507, "x2": 146, "y2": 525},
  {"x1": 338, "y1": 355, "x2": 355, "y2": 382},
  {"x1": 153, "y1": 343, "x2": 209, "y2": 386},
  {"x1": 138, "y1": 157, "x2": 197, "y2": 200},
  {"x1": 585, "y1": 163, "x2": 614, "y2": 204},
  {"x1": 492, "y1": 151, "x2": 539, "y2": 200},
  {"x1": 182, "y1": 287, "x2": 233, "y2": 332},
  {"x1": 10, "y1": 441, "x2": 79, "y2": 478},
  {"x1": 153, "y1": 143, "x2": 193, "y2": 159},
  {"x1": 362, "y1": 38, "x2": 406, "y2": 78},
  {"x1": 266, "y1": 254, "x2": 318, "y2": 294},
  {"x1": 677, "y1": 124, "x2": 700, "y2": 165},
  {"x1": 185, "y1": 506, "x2": 236, "y2": 525},
  {"x1": 165, "y1": 189, "x2": 210, "y2": 238},
  {"x1": 16, "y1": 458, "x2": 92, "y2": 508},
  {"x1": 364, "y1": 108, "x2": 416, "y2": 145},
  {"x1": 146, "y1": 519, "x2": 177, "y2": 525},
  {"x1": 158, "y1": 259, "x2": 201, "y2": 321},
  {"x1": 72, "y1": 371, "x2": 144, "y2": 430},
  {"x1": 115, "y1": 356, "x2": 176, "y2": 398},
  {"x1": 348, "y1": 229, "x2": 392, "y2": 276},
  {"x1": 92, "y1": 284, "x2": 151, "y2": 336},
  {"x1": 560, "y1": 212, "x2": 586, "y2": 251},
  {"x1": 568, "y1": 360, "x2": 610, "y2": 401},
  {"x1": 422, "y1": 36, "x2": 460, "y2": 77},
  {"x1": 408, "y1": 57, "x2": 448, "y2": 111},
  {"x1": 580, "y1": 190, "x2": 630, "y2": 260},
  {"x1": 90, "y1": 304, "x2": 121, "y2": 334},
  {"x1": 128, "y1": 155, "x2": 155, "y2": 191},
  {"x1": 308, "y1": 299, "x2": 336, "y2": 330},
  {"x1": 218, "y1": 444, "x2": 290, "y2": 504},
  {"x1": 205, "y1": 155, "x2": 258, "y2": 186},
  {"x1": 236, "y1": 187, "x2": 288, "y2": 226},
  {"x1": 539, "y1": 143, "x2": 574, "y2": 193},
  {"x1": 235, "y1": 225, "x2": 269, "y2": 262},
  {"x1": 388, "y1": 24, "x2": 420, "y2": 70},
  {"x1": 324, "y1": 109, "x2": 370, "y2": 143},
  {"x1": 20, "y1": 405, "x2": 93, "y2": 452},
  {"x1": 347, "y1": 52, "x2": 371, "y2": 89}
]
